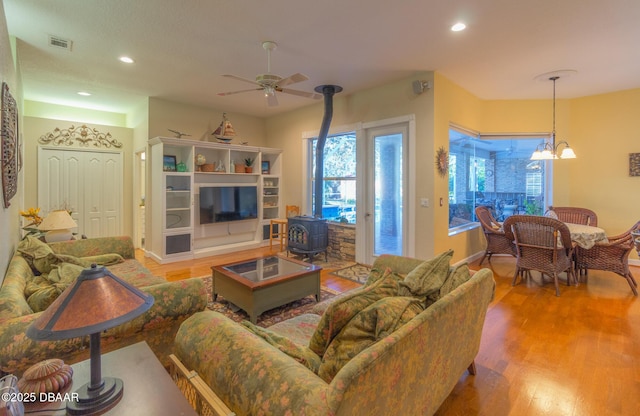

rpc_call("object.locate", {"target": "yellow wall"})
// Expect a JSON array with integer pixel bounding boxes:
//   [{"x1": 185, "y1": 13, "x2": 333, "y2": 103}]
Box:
[
  {"x1": 570, "y1": 89, "x2": 640, "y2": 244},
  {"x1": 433, "y1": 73, "x2": 486, "y2": 261}
]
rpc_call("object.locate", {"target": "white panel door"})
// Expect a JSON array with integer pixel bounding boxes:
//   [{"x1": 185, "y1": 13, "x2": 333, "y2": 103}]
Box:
[
  {"x1": 37, "y1": 148, "x2": 64, "y2": 214},
  {"x1": 38, "y1": 148, "x2": 123, "y2": 238},
  {"x1": 102, "y1": 153, "x2": 122, "y2": 237},
  {"x1": 84, "y1": 153, "x2": 105, "y2": 237},
  {"x1": 63, "y1": 152, "x2": 84, "y2": 230}
]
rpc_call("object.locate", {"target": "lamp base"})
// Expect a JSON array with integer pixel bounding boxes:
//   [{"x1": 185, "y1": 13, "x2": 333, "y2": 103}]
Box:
[
  {"x1": 67, "y1": 377, "x2": 123, "y2": 415},
  {"x1": 44, "y1": 229, "x2": 72, "y2": 242}
]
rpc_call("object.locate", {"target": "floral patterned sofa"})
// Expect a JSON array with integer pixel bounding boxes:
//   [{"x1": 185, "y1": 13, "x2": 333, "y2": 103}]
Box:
[
  {"x1": 0, "y1": 236, "x2": 207, "y2": 375},
  {"x1": 174, "y1": 251, "x2": 495, "y2": 416}
]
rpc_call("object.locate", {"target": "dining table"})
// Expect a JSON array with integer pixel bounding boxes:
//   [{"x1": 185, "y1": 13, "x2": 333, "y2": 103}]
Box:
[{"x1": 564, "y1": 222, "x2": 608, "y2": 249}]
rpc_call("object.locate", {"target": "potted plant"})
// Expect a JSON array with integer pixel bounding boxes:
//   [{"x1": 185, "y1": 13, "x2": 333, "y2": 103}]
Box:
[{"x1": 244, "y1": 157, "x2": 254, "y2": 173}]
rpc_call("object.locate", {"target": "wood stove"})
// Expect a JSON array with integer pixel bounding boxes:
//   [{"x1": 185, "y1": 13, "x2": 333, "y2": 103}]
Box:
[{"x1": 287, "y1": 216, "x2": 328, "y2": 261}]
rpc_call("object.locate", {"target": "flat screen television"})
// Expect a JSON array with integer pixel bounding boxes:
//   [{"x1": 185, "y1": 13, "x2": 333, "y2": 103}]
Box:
[{"x1": 199, "y1": 186, "x2": 258, "y2": 224}]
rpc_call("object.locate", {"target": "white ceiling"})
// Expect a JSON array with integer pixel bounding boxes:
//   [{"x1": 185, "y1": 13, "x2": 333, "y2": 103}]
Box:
[{"x1": 4, "y1": 0, "x2": 640, "y2": 118}]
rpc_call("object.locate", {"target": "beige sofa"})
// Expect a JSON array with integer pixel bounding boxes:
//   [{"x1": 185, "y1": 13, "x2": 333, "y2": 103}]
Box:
[
  {"x1": 174, "y1": 253, "x2": 495, "y2": 415},
  {"x1": 0, "y1": 236, "x2": 208, "y2": 375}
]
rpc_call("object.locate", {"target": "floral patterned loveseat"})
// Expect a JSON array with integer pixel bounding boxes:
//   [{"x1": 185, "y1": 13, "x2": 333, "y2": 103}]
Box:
[
  {"x1": 0, "y1": 236, "x2": 207, "y2": 375},
  {"x1": 174, "y1": 252, "x2": 495, "y2": 416}
]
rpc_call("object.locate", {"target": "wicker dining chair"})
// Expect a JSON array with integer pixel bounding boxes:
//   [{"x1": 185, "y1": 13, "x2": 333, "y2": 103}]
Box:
[
  {"x1": 475, "y1": 206, "x2": 516, "y2": 265},
  {"x1": 503, "y1": 215, "x2": 577, "y2": 296},
  {"x1": 547, "y1": 206, "x2": 598, "y2": 226},
  {"x1": 575, "y1": 220, "x2": 640, "y2": 296}
]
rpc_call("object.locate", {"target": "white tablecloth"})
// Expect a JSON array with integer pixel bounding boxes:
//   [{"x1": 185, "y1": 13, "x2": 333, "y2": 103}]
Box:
[{"x1": 565, "y1": 222, "x2": 608, "y2": 249}]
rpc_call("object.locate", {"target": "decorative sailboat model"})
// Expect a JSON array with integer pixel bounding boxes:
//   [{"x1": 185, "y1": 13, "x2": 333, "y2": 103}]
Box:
[{"x1": 211, "y1": 113, "x2": 236, "y2": 143}]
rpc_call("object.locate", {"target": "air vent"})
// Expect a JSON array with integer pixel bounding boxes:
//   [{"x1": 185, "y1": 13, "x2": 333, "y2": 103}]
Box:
[{"x1": 48, "y1": 35, "x2": 72, "y2": 51}]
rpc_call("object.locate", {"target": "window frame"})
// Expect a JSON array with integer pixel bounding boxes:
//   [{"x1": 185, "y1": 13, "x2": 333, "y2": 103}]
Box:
[{"x1": 448, "y1": 124, "x2": 552, "y2": 235}]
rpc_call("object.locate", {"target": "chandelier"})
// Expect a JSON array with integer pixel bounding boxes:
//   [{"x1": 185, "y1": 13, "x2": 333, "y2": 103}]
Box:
[{"x1": 530, "y1": 74, "x2": 577, "y2": 160}]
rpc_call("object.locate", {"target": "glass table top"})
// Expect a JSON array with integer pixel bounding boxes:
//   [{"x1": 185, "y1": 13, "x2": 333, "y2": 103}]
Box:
[{"x1": 222, "y1": 256, "x2": 316, "y2": 283}]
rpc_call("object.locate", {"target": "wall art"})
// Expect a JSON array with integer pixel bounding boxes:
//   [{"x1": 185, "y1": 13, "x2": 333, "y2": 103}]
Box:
[
  {"x1": 629, "y1": 153, "x2": 640, "y2": 177},
  {"x1": 1, "y1": 82, "x2": 18, "y2": 208}
]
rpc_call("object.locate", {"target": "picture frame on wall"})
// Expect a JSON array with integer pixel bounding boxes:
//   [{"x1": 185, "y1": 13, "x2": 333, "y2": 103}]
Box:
[
  {"x1": 163, "y1": 155, "x2": 177, "y2": 172},
  {"x1": 1, "y1": 82, "x2": 18, "y2": 208},
  {"x1": 630, "y1": 153, "x2": 640, "y2": 177},
  {"x1": 261, "y1": 160, "x2": 270, "y2": 174}
]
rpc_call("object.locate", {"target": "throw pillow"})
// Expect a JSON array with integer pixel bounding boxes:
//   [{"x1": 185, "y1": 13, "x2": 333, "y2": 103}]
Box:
[
  {"x1": 308, "y1": 268, "x2": 402, "y2": 356},
  {"x1": 398, "y1": 250, "x2": 453, "y2": 305},
  {"x1": 241, "y1": 321, "x2": 321, "y2": 373},
  {"x1": 362, "y1": 267, "x2": 386, "y2": 287},
  {"x1": 317, "y1": 296, "x2": 423, "y2": 382},
  {"x1": 438, "y1": 263, "x2": 472, "y2": 300},
  {"x1": 17, "y1": 236, "x2": 54, "y2": 274}
]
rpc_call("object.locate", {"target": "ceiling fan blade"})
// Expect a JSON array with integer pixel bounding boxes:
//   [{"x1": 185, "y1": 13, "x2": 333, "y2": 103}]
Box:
[
  {"x1": 279, "y1": 87, "x2": 323, "y2": 100},
  {"x1": 217, "y1": 87, "x2": 262, "y2": 96},
  {"x1": 275, "y1": 73, "x2": 308, "y2": 88},
  {"x1": 222, "y1": 74, "x2": 260, "y2": 86},
  {"x1": 266, "y1": 93, "x2": 279, "y2": 107}
]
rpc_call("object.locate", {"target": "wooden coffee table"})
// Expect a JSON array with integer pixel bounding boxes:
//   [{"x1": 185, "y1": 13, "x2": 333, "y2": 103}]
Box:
[
  {"x1": 211, "y1": 256, "x2": 322, "y2": 324},
  {"x1": 23, "y1": 342, "x2": 197, "y2": 415}
]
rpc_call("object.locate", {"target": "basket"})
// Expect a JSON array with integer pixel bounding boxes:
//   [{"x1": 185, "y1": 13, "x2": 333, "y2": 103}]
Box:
[{"x1": 201, "y1": 163, "x2": 215, "y2": 172}]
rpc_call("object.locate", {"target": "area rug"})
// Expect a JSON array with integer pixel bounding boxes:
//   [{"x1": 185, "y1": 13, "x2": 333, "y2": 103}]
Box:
[
  {"x1": 276, "y1": 251, "x2": 355, "y2": 270},
  {"x1": 200, "y1": 276, "x2": 338, "y2": 328},
  {"x1": 329, "y1": 263, "x2": 372, "y2": 284}
]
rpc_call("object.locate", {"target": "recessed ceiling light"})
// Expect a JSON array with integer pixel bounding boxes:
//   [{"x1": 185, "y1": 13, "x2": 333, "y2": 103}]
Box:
[
  {"x1": 451, "y1": 22, "x2": 466, "y2": 32},
  {"x1": 77, "y1": 91, "x2": 91, "y2": 96},
  {"x1": 118, "y1": 56, "x2": 135, "y2": 64}
]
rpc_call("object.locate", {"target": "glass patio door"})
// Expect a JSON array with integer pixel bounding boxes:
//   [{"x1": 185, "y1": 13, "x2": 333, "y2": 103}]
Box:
[{"x1": 365, "y1": 124, "x2": 407, "y2": 264}]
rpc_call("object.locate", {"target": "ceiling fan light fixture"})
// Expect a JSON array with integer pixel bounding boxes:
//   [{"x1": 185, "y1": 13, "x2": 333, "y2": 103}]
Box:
[{"x1": 217, "y1": 41, "x2": 320, "y2": 106}]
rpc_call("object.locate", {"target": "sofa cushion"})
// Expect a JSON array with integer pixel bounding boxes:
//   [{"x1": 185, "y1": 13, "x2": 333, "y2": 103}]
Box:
[
  {"x1": 241, "y1": 320, "x2": 322, "y2": 373},
  {"x1": 268, "y1": 313, "x2": 322, "y2": 346},
  {"x1": 308, "y1": 268, "x2": 401, "y2": 356},
  {"x1": 398, "y1": 249, "x2": 453, "y2": 306},
  {"x1": 17, "y1": 236, "x2": 54, "y2": 274},
  {"x1": 17, "y1": 236, "x2": 125, "y2": 275},
  {"x1": 107, "y1": 260, "x2": 166, "y2": 287},
  {"x1": 317, "y1": 296, "x2": 423, "y2": 382}
]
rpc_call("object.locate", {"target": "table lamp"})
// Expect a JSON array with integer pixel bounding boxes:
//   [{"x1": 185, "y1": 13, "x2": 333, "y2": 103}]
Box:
[
  {"x1": 27, "y1": 264, "x2": 154, "y2": 415},
  {"x1": 38, "y1": 210, "x2": 78, "y2": 242}
]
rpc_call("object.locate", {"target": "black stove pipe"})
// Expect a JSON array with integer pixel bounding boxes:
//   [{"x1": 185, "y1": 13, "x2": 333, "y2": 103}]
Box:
[{"x1": 313, "y1": 85, "x2": 343, "y2": 218}]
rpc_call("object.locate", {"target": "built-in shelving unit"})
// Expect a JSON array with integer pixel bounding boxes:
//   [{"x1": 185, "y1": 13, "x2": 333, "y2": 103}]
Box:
[{"x1": 146, "y1": 137, "x2": 282, "y2": 263}]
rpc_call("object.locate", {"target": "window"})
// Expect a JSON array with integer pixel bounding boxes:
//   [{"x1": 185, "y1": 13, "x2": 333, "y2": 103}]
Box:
[
  {"x1": 308, "y1": 132, "x2": 357, "y2": 223},
  {"x1": 448, "y1": 126, "x2": 548, "y2": 232}
]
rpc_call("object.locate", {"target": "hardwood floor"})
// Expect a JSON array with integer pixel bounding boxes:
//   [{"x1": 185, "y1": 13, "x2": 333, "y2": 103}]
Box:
[
  {"x1": 135, "y1": 246, "x2": 362, "y2": 293},
  {"x1": 437, "y1": 256, "x2": 640, "y2": 416},
  {"x1": 139, "y1": 248, "x2": 640, "y2": 415}
]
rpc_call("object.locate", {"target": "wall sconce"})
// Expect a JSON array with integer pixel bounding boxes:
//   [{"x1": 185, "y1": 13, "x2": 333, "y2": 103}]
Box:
[{"x1": 412, "y1": 80, "x2": 431, "y2": 95}]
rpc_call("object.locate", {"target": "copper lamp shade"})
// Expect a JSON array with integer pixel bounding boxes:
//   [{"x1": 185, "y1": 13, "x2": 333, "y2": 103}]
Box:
[{"x1": 27, "y1": 264, "x2": 154, "y2": 415}]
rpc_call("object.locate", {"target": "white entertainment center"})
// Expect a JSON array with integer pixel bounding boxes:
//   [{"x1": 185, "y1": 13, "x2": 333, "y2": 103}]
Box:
[{"x1": 146, "y1": 136, "x2": 282, "y2": 264}]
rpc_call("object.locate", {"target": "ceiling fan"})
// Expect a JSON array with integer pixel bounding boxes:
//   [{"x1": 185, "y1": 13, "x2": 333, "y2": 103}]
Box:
[{"x1": 217, "y1": 41, "x2": 322, "y2": 106}]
